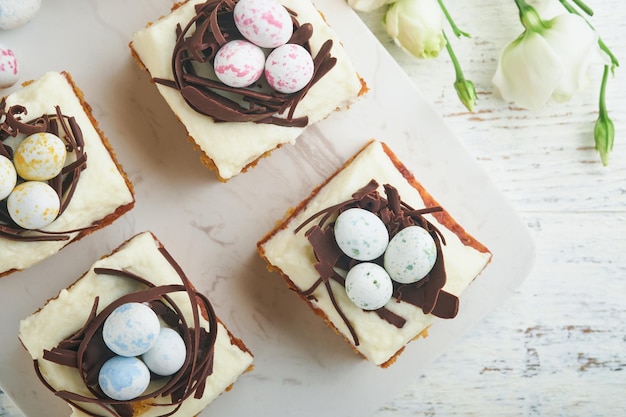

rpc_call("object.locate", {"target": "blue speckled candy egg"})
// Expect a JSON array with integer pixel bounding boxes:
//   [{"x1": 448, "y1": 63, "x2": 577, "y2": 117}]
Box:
[
  {"x1": 344, "y1": 262, "x2": 393, "y2": 310},
  {"x1": 384, "y1": 226, "x2": 437, "y2": 284},
  {"x1": 334, "y1": 208, "x2": 389, "y2": 261},
  {"x1": 0, "y1": 155, "x2": 17, "y2": 200},
  {"x1": 142, "y1": 328, "x2": 187, "y2": 376},
  {"x1": 103, "y1": 303, "x2": 160, "y2": 357},
  {"x1": 98, "y1": 356, "x2": 150, "y2": 401},
  {"x1": 0, "y1": 0, "x2": 41, "y2": 30}
]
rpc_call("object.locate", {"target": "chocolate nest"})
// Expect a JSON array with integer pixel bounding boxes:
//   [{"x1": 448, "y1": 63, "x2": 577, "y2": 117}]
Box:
[
  {"x1": 36, "y1": 246, "x2": 218, "y2": 417},
  {"x1": 0, "y1": 98, "x2": 88, "y2": 242},
  {"x1": 154, "y1": 0, "x2": 337, "y2": 128},
  {"x1": 295, "y1": 179, "x2": 459, "y2": 346}
]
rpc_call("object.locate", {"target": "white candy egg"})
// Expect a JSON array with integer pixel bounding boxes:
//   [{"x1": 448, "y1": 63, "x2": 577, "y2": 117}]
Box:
[
  {"x1": 0, "y1": 155, "x2": 17, "y2": 199},
  {"x1": 213, "y1": 39, "x2": 265, "y2": 88},
  {"x1": 0, "y1": 0, "x2": 41, "y2": 30},
  {"x1": 334, "y1": 208, "x2": 389, "y2": 261},
  {"x1": 142, "y1": 328, "x2": 187, "y2": 376},
  {"x1": 264, "y1": 44, "x2": 314, "y2": 94},
  {"x1": 0, "y1": 43, "x2": 19, "y2": 88},
  {"x1": 103, "y1": 303, "x2": 161, "y2": 357},
  {"x1": 384, "y1": 226, "x2": 437, "y2": 284},
  {"x1": 98, "y1": 356, "x2": 151, "y2": 401},
  {"x1": 233, "y1": 0, "x2": 293, "y2": 48},
  {"x1": 345, "y1": 262, "x2": 393, "y2": 310},
  {"x1": 7, "y1": 181, "x2": 60, "y2": 229},
  {"x1": 13, "y1": 132, "x2": 67, "y2": 181}
]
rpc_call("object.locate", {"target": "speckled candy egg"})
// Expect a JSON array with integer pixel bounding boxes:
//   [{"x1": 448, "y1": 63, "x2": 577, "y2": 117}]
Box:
[
  {"x1": 13, "y1": 132, "x2": 67, "y2": 181},
  {"x1": 0, "y1": 0, "x2": 41, "y2": 30},
  {"x1": 0, "y1": 43, "x2": 18, "y2": 88},
  {"x1": 264, "y1": 44, "x2": 314, "y2": 94},
  {"x1": 7, "y1": 181, "x2": 60, "y2": 229},
  {"x1": 142, "y1": 328, "x2": 186, "y2": 376},
  {"x1": 213, "y1": 39, "x2": 265, "y2": 88},
  {"x1": 0, "y1": 155, "x2": 17, "y2": 199},
  {"x1": 384, "y1": 226, "x2": 437, "y2": 284},
  {"x1": 103, "y1": 303, "x2": 161, "y2": 357},
  {"x1": 98, "y1": 356, "x2": 150, "y2": 401},
  {"x1": 334, "y1": 208, "x2": 389, "y2": 261},
  {"x1": 344, "y1": 262, "x2": 393, "y2": 310},
  {"x1": 233, "y1": 0, "x2": 293, "y2": 48}
]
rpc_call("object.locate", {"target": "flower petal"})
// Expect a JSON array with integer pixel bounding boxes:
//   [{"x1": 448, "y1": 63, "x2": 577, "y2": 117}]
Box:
[
  {"x1": 543, "y1": 14, "x2": 598, "y2": 102},
  {"x1": 492, "y1": 31, "x2": 563, "y2": 111}
]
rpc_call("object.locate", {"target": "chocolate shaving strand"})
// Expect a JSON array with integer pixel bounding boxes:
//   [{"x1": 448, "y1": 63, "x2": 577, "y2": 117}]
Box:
[
  {"x1": 34, "y1": 246, "x2": 219, "y2": 417},
  {"x1": 0, "y1": 100, "x2": 48, "y2": 138},
  {"x1": 0, "y1": 101, "x2": 90, "y2": 241},
  {"x1": 297, "y1": 180, "x2": 458, "y2": 346},
  {"x1": 154, "y1": 0, "x2": 337, "y2": 127}
]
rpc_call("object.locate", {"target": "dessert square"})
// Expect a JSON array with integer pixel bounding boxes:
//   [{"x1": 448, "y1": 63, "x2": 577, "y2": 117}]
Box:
[
  {"x1": 130, "y1": 0, "x2": 366, "y2": 181},
  {"x1": 18, "y1": 231, "x2": 254, "y2": 417},
  {"x1": 0, "y1": 71, "x2": 135, "y2": 277},
  {"x1": 257, "y1": 140, "x2": 492, "y2": 367}
]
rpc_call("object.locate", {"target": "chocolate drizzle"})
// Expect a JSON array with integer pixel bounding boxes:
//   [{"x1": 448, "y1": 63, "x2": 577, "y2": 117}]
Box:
[
  {"x1": 0, "y1": 98, "x2": 88, "y2": 242},
  {"x1": 295, "y1": 180, "x2": 459, "y2": 346},
  {"x1": 154, "y1": 0, "x2": 337, "y2": 127},
  {"x1": 34, "y1": 246, "x2": 218, "y2": 417}
]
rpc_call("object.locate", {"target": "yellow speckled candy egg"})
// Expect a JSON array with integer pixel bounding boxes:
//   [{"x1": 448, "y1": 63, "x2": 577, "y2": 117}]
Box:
[
  {"x1": 0, "y1": 155, "x2": 17, "y2": 200},
  {"x1": 7, "y1": 181, "x2": 60, "y2": 229},
  {"x1": 13, "y1": 132, "x2": 67, "y2": 181}
]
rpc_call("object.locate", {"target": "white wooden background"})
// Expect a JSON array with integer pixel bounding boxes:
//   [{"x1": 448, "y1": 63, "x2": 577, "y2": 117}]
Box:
[{"x1": 1, "y1": 0, "x2": 625, "y2": 416}]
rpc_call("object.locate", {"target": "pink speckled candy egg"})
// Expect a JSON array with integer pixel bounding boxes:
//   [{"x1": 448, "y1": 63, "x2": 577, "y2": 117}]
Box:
[
  {"x1": 264, "y1": 44, "x2": 314, "y2": 94},
  {"x1": 0, "y1": 43, "x2": 18, "y2": 88},
  {"x1": 233, "y1": 0, "x2": 293, "y2": 48},
  {"x1": 214, "y1": 39, "x2": 265, "y2": 88}
]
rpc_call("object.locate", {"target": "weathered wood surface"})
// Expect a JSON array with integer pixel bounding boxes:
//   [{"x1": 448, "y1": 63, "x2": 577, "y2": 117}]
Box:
[{"x1": 1, "y1": 0, "x2": 624, "y2": 416}]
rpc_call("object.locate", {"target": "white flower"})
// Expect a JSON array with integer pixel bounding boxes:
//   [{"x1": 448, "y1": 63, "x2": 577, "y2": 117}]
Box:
[
  {"x1": 492, "y1": 11, "x2": 600, "y2": 111},
  {"x1": 347, "y1": 0, "x2": 394, "y2": 13},
  {"x1": 526, "y1": 0, "x2": 563, "y2": 19},
  {"x1": 384, "y1": 0, "x2": 446, "y2": 59}
]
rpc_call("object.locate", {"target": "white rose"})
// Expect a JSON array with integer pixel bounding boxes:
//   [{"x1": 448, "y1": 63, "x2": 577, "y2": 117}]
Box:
[
  {"x1": 347, "y1": 0, "x2": 395, "y2": 13},
  {"x1": 492, "y1": 10, "x2": 600, "y2": 111},
  {"x1": 384, "y1": 0, "x2": 446, "y2": 59}
]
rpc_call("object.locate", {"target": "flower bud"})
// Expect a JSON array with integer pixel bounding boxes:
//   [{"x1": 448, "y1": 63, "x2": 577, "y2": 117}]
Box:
[
  {"x1": 384, "y1": 0, "x2": 446, "y2": 59},
  {"x1": 347, "y1": 0, "x2": 395, "y2": 13},
  {"x1": 454, "y1": 79, "x2": 477, "y2": 112},
  {"x1": 594, "y1": 113, "x2": 614, "y2": 166}
]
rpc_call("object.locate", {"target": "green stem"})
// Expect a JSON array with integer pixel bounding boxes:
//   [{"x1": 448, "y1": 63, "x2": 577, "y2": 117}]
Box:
[
  {"x1": 443, "y1": 30, "x2": 464, "y2": 80},
  {"x1": 598, "y1": 65, "x2": 610, "y2": 118},
  {"x1": 570, "y1": 0, "x2": 594, "y2": 16},
  {"x1": 443, "y1": 30, "x2": 477, "y2": 111},
  {"x1": 595, "y1": 65, "x2": 614, "y2": 166},
  {"x1": 436, "y1": 0, "x2": 470, "y2": 38}
]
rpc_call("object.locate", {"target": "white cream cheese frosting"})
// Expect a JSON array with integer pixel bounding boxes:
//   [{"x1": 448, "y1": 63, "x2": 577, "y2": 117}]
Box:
[
  {"x1": 19, "y1": 231, "x2": 253, "y2": 417},
  {"x1": 130, "y1": 0, "x2": 363, "y2": 180},
  {"x1": 259, "y1": 141, "x2": 492, "y2": 366},
  {"x1": 0, "y1": 71, "x2": 134, "y2": 275}
]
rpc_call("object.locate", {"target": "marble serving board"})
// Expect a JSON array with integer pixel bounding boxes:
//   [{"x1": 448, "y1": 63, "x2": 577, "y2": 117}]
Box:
[{"x1": 0, "y1": 0, "x2": 535, "y2": 416}]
